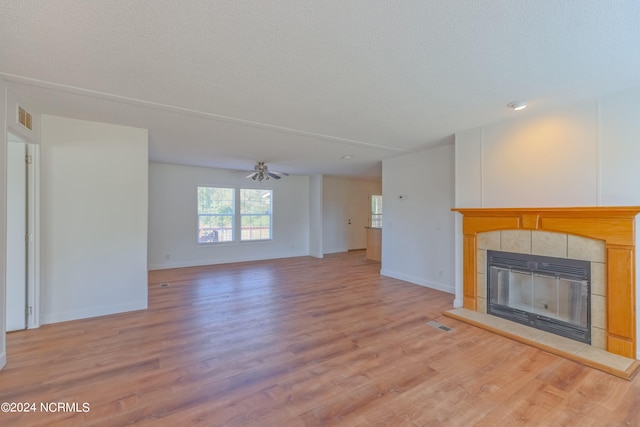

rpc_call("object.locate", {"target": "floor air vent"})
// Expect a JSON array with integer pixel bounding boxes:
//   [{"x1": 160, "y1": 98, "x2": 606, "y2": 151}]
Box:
[{"x1": 426, "y1": 320, "x2": 453, "y2": 333}]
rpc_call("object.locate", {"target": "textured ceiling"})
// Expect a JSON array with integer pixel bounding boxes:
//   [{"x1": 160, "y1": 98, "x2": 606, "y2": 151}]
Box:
[{"x1": 2, "y1": 0, "x2": 640, "y2": 178}]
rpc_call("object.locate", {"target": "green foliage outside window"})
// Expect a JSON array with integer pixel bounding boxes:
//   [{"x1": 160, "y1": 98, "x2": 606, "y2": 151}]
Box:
[
  {"x1": 241, "y1": 189, "x2": 272, "y2": 240},
  {"x1": 197, "y1": 187, "x2": 234, "y2": 242},
  {"x1": 197, "y1": 187, "x2": 272, "y2": 243}
]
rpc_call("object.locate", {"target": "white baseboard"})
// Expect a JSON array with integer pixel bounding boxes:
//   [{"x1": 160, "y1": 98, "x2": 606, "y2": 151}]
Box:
[
  {"x1": 41, "y1": 300, "x2": 147, "y2": 325},
  {"x1": 322, "y1": 248, "x2": 348, "y2": 255},
  {"x1": 380, "y1": 269, "x2": 455, "y2": 294},
  {"x1": 308, "y1": 251, "x2": 324, "y2": 259},
  {"x1": 0, "y1": 351, "x2": 6, "y2": 369},
  {"x1": 148, "y1": 250, "x2": 310, "y2": 271}
]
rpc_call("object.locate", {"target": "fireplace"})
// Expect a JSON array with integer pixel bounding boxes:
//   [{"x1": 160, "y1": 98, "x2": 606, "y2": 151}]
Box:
[
  {"x1": 450, "y1": 206, "x2": 640, "y2": 360},
  {"x1": 486, "y1": 250, "x2": 591, "y2": 344}
]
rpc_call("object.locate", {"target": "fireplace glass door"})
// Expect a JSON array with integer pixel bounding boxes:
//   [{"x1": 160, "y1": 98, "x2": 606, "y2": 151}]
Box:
[
  {"x1": 487, "y1": 250, "x2": 590, "y2": 344},
  {"x1": 489, "y1": 267, "x2": 588, "y2": 328}
]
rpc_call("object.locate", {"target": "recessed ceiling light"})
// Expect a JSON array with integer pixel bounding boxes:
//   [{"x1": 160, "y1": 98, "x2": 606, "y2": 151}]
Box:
[
  {"x1": 507, "y1": 101, "x2": 527, "y2": 111},
  {"x1": 341, "y1": 155, "x2": 352, "y2": 160}
]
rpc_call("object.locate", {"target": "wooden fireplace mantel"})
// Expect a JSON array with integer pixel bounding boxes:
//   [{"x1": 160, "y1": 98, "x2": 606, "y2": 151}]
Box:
[{"x1": 452, "y1": 206, "x2": 640, "y2": 359}]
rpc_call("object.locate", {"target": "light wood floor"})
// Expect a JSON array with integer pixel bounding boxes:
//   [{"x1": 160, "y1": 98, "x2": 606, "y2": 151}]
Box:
[{"x1": 2, "y1": 251, "x2": 640, "y2": 426}]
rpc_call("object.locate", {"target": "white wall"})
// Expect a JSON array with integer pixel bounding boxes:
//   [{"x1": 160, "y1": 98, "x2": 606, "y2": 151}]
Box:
[
  {"x1": 6, "y1": 140, "x2": 27, "y2": 331},
  {"x1": 322, "y1": 176, "x2": 381, "y2": 254},
  {"x1": 40, "y1": 116, "x2": 148, "y2": 324},
  {"x1": 381, "y1": 143, "x2": 455, "y2": 294},
  {"x1": 0, "y1": 80, "x2": 7, "y2": 368},
  {"x1": 600, "y1": 89, "x2": 640, "y2": 205},
  {"x1": 322, "y1": 177, "x2": 348, "y2": 254},
  {"x1": 148, "y1": 162, "x2": 309, "y2": 269},
  {"x1": 455, "y1": 87, "x2": 640, "y2": 208},
  {"x1": 309, "y1": 174, "x2": 323, "y2": 258}
]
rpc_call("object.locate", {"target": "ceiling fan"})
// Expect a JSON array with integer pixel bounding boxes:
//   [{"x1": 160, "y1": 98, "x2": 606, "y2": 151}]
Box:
[{"x1": 245, "y1": 162, "x2": 289, "y2": 182}]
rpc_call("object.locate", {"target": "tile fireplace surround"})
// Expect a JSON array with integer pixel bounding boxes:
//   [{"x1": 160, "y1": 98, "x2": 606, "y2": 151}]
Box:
[{"x1": 449, "y1": 206, "x2": 640, "y2": 378}]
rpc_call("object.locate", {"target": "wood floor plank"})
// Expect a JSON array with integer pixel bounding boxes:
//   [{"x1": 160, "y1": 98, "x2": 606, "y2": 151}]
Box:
[{"x1": 1, "y1": 251, "x2": 640, "y2": 426}]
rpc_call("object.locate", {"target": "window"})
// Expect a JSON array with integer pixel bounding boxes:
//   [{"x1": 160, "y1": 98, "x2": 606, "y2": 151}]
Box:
[
  {"x1": 197, "y1": 187, "x2": 234, "y2": 243},
  {"x1": 371, "y1": 195, "x2": 383, "y2": 228},
  {"x1": 197, "y1": 187, "x2": 273, "y2": 244},
  {"x1": 241, "y1": 189, "x2": 272, "y2": 241}
]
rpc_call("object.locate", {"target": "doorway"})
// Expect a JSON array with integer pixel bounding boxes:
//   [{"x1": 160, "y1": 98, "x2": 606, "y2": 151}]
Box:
[
  {"x1": 6, "y1": 133, "x2": 39, "y2": 331},
  {"x1": 347, "y1": 191, "x2": 370, "y2": 250}
]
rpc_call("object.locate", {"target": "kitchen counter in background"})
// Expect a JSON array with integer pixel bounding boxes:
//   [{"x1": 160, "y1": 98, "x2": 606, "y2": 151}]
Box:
[{"x1": 365, "y1": 227, "x2": 381, "y2": 262}]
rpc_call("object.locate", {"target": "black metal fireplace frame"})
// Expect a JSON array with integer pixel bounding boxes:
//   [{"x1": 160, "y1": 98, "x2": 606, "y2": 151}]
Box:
[{"x1": 486, "y1": 250, "x2": 591, "y2": 344}]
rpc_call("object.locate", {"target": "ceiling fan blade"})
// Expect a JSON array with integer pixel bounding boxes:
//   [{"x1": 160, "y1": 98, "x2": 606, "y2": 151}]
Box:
[
  {"x1": 266, "y1": 171, "x2": 282, "y2": 179},
  {"x1": 271, "y1": 171, "x2": 289, "y2": 176},
  {"x1": 246, "y1": 172, "x2": 258, "y2": 179}
]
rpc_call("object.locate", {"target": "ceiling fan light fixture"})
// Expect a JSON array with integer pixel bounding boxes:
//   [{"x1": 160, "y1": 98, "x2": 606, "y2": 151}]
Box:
[
  {"x1": 245, "y1": 162, "x2": 286, "y2": 182},
  {"x1": 507, "y1": 101, "x2": 527, "y2": 111}
]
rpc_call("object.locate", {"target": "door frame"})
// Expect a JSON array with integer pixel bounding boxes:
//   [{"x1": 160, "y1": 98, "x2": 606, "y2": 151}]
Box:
[
  {"x1": 26, "y1": 143, "x2": 40, "y2": 328},
  {"x1": 6, "y1": 132, "x2": 40, "y2": 329}
]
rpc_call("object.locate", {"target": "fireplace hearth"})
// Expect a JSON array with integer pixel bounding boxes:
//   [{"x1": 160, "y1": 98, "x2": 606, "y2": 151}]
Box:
[{"x1": 487, "y1": 250, "x2": 590, "y2": 344}]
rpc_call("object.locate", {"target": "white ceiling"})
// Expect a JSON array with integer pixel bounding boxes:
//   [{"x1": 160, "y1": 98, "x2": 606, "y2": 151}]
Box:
[{"x1": 2, "y1": 1, "x2": 640, "y2": 178}]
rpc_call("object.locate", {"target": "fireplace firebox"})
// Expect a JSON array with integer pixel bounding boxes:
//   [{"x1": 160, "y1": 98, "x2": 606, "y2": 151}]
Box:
[{"x1": 487, "y1": 250, "x2": 591, "y2": 344}]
